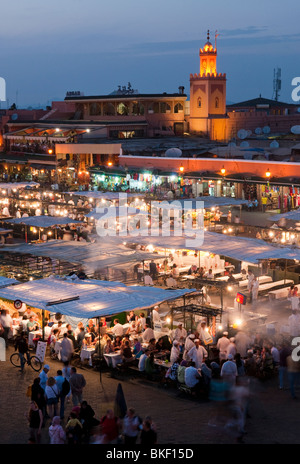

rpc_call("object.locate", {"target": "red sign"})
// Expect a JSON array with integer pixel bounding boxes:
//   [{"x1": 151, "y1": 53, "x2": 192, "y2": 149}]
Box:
[{"x1": 236, "y1": 293, "x2": 247, "y2": 305}]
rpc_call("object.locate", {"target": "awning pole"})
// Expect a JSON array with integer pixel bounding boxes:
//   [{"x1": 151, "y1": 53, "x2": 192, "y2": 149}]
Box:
[{"x1": 42, "y1": 309, "x2": 45, "y2": 341}]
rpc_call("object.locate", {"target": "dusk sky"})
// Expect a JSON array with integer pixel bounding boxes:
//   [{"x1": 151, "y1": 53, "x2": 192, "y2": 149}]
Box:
[{"x1": 1, "y1": 0, "x2": 300, "y2": 108}]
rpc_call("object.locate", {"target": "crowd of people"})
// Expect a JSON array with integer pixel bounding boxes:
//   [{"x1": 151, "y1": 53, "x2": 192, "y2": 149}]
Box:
[
  {"x1": 3, "y1": 298, "x2": 300, "y2": 445},
  {"x1": 24, "y1": 360, "x2": 157, "y2": 444}
]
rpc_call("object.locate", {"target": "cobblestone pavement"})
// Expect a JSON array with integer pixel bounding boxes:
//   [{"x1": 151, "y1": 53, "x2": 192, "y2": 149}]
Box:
[{"x1": 1, "y1": 344, "x2": 300, "y2": 445}]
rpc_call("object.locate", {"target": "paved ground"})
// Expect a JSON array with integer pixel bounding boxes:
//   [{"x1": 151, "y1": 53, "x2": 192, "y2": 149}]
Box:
[{"x1": 1, "y1": 344, "x2": 300, "y2": 445}]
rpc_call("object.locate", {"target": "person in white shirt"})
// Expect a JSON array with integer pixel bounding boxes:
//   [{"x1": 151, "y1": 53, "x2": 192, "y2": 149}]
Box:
[
  {"x1": 251, "y1": 276, "x2": 259, "y2": 302},
  {"x1": 247, "y1": 270, "x2": 255, "y2": 292},
  {"x1": 174, "y1": 323, "x2": 187, "y2": 344},
  {"x1": 142, "y1": 324, "x2": 155, "y2": 343},
  {"x1": 187, "y1": 339, "x2": 208, "y2": 369},
  {"x1": 74, "y1": 322, "x2": 84, "y2": 338},
  {"x1": 170, "y1": 340, "x2": 181, "y2": 364},
  {"x1": 126, "y1": 321, "x2": 139, "y2": 336},
  {"x1": 152, "y1": 307, "x2": 161, "y2": 324},
  {"x1": 270, "y1": 345, "x2": 280, "y2": 365},
  {"x1": 137, "y1": 313, "x2": 146, "y2": 331},
  {"x1": 144, "y1": 272, "x2": 153, "y2": 286},
  {"x1": 172, "y1": 265, "x2": 180, "y2": 278},
  {"x1": 110, "y1": 319, "x2": 124, "y2": 338},
  {"x1": 205, "y1": 269, "x2": 214, "y2": 280},
  {"x1": 288, "y1": 311, "x2": 300, "y2": 337},
  {"x1": 227, "y1": 338, "x2": 237, "y2": 358},
  {"x1": 183, "y1": 334, "x2": 195, "y2": 360},
  {"x1": 166, "y1": 276, "x2": 177, "y2": 288},
  {"x1": 2, "y1": 206, "x2": 10, "y2": 216},
  {"x1": 59, "y1": 333, "x2": 74, "y2": 362},
  {"x1": 217, "y1": 332, "x2": 230, "y2": 361},
  {"x1": 43, "y1": 321, "x2": 52, "y2": 340},
  {"x1": 0, "y1": 309, "x2": 13, "y2": 347},
  {"x1": 235, "y1": 330, "x2": 251, "y2": 358},
  {"x1": 220, "y1": 354, "x2": 238, "y2": 386}
]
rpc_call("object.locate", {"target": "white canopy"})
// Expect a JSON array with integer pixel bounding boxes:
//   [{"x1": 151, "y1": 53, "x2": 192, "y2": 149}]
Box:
[
  {"x1": 112, "y1": 230, "x2": 300, "y2": 263},
  {"x1": 7, "y1": 216, "x2": 83, "y2": 227},
  {"x1": 0, "y1": 277, "x2": 196, "y2": 318},
  {"x1": 85, "y1": 206, "x2": 147, "y2": 220},
  {"x1": 0, "y1": 182, "x2": 40, "y2": 190},
  {"x1": 0, "y1": 276, "x2": 19, "y2": 287},
  {"x1": 267, "y1": 210, "x2": 300, "y2": 222},
  {"x1": 64, "y1": 192, "x2": 145, "y2": 200},
  {"x1": 151, "y1": 198, "x2": 248, "y2": 211},
  {"x1": 0, "y1": 240, "x2": 164, "y2": 271}
]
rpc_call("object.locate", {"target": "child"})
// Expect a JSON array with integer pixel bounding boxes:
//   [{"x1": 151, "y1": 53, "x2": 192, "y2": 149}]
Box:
[{"x1": 66, "y1": 411, "x2": 83, "y2": 444}]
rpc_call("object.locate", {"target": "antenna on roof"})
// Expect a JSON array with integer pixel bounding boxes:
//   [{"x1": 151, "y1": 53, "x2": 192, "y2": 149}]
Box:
[{"x1": 273, "y1": 67, "x2": 281, "y2": 101}]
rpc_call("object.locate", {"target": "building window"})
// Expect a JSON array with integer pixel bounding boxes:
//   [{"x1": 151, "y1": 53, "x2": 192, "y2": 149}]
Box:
[
  {"x1": 160, "y1": 102, "x2": 171, "y2": 113},
  {"x1": 148, "y1": 102, "x2": 160, "y2": 114},
  {"x1": 198, "y1": 97, "x2": 202, "y2": 108},
  {"x1": 103, "y1": 103, "x2": 116, "y2": 116},
  {"x1": 117, "y1": 102, "x2": 129, "y2": 116},
  {"x1": 89, "y1": 103, "x2": 101, "y2": 116},
  {"x1": 215, "y1": 97, "x2": 219, "y2": 109},
  {"x1": 131, "y1": 102, "x2": 144, "y2": 115},
  {"x1": 174, "y1": 103, "x2": 183, "y2": 113}
]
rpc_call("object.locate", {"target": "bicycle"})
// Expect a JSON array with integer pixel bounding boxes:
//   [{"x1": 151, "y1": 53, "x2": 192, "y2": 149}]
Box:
[{"x1": 10, "y1": 352, "x2": 43, "y2": 372}]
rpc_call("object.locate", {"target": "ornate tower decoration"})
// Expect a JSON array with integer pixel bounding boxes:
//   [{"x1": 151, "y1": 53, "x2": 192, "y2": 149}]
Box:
[
  {"x1": 200, "y1": 30, "x2": 217, "y2": 76},
  {"x1": 189, "y1": 30, "x2": 228, "y2": 141}
]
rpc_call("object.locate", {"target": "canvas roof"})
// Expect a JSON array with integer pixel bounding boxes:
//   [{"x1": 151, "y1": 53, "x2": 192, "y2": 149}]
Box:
[
  {"x1": 0, "y1": 277, "x2": 196, "y2": 318},
  {"x1": 111, "y1": 230, "x2": 300, "y2": 263},
  {"x1": 6, "y1": 216, "x2": 83, "y2": 227}
]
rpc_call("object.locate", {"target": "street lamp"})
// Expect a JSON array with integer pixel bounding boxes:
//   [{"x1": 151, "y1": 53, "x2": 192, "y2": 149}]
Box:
[
  {"x1": 221, "y1": 167, "x2": 226, "y2": 176},
  {"x1": 179, "y1": 164, "x2": 184, "y2": 173},
  {"x1": 265, "y1": 169, "x2": 271, "y2": 179}
]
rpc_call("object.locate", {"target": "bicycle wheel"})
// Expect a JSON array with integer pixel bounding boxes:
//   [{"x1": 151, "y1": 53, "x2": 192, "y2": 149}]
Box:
[
  {"x1": 29, "y1": 356, "x2": 42, "y2": 372},
  {"x1": 10, "y1": 353, "x2": 21, "y2": 368}
]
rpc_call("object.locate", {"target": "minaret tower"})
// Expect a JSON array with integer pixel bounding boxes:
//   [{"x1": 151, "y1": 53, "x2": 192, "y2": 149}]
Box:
[{"x1": 189, "y1": 30, "x2": 227, "y2": 141}]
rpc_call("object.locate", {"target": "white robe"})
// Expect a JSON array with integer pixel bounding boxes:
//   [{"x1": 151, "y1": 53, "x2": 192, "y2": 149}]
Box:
[
  {"x1": 217, "y1": 336, "x2": 230, "y2": 360},
  {"x1": 187, "y1": 345, "x2": 208, "y2": 369},
  {"x1": 60, "y1": 337, "x2": 74, "y2": 362}
]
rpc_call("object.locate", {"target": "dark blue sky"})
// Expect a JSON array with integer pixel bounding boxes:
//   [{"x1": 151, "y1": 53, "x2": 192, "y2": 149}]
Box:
[{"x1": 1, "y1": 0, "x2": 299, "y2": 108}]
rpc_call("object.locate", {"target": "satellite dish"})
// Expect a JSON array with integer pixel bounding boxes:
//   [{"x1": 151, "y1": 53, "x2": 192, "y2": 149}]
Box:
[
  {"x1": 237, "y1": 129, "x2": 248, "y2": 140},
  {"x1": 240, "y1": 141, "x2": 250, "y2": 148},
  {"x1": 243, "y1": 153, "x2": 253, "y2": 160},
  {"x1": 255, "y1": 127, "x2": 262, "y2": 135},
  {"x1": 270, "y1": 141, "x2": 279, "y2": 148},
  {"x1": 165, "y1": 148, "x2": 182, "y2": 157},
  {"x1": 246, "y1": 130, "x2": 252, "y2": 137},
  {"x1": 263, "y1": 126, "x2": 271, "y2": 134},
  {"x1": 228, "y1": 142, "x2": 236, "y2": 147},
  {"x1": 11, "y1": 113, "x2": 18, "y2": 121},
  {"x1": 291, "y1": 126, "x2": 300, "y2": 135},
  {"x1": 297, "y1": 108, "x2": 300, "y2": 113}
]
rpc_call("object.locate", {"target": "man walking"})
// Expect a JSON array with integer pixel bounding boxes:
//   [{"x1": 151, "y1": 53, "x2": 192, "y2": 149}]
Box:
[{"x1": 69, "y1": 367, "x2": 86, "y2": 406}]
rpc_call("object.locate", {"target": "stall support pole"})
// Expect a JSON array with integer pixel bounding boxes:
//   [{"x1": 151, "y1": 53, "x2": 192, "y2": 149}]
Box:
[
  {"x1": 142, "y1": 260, "x2": 145, "y2": 285},
  {"x1": 98, "y1": 317, "x2": 102, "y2": 385},
  {"x1": 284, "y1": 259, "x2": 287, "y2": 285},
  {"x1": 42, "y1": 309, "x2": 45, "y2": 341}
]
